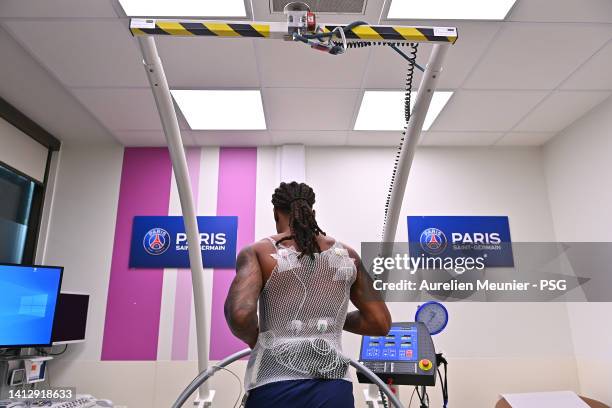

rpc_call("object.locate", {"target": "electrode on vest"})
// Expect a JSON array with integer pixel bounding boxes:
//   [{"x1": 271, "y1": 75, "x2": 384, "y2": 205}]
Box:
[
  {"x1": 288, "y1": 319, "x2": 304, "y2": 334},
  {"x1": 334, "y1": 247, "x2": 348, "y2": 257},
  {"x1": 316, "y1": 319, "x2": 328, "y2": 333}
]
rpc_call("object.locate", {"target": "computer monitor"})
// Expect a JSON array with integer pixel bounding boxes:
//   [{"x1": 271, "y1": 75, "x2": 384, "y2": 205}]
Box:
[
  {"x1": 52, "y1": 292, "x2": 89, "y2": 345},
  {"x1": 0, "y1": 263, "x2": 63, "y2": 348}
]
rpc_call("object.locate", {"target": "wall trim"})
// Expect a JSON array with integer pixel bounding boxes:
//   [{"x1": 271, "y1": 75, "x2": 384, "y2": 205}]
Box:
[{"x1": 0, "y1": 96, "x2": 61, "y2": 151}]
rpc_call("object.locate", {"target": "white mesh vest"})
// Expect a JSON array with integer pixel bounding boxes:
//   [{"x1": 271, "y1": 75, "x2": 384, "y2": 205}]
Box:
[{"x1": 244, "y1": 237, "x2": 357, "y2": 390}]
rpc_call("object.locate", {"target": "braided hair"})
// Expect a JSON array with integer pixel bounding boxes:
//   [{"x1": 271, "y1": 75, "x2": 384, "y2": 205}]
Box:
[{"x1": 271, "y1": 182, "x2": 326, "y2": 258}]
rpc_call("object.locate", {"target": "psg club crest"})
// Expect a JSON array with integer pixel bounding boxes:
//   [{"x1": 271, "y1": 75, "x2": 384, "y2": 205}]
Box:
[
  {"x1": 143, "y1": 228, "x2": 171, "y2": 256},
  {"x1": 419, "y1": 228, "x2": 447, "y2": 255}
]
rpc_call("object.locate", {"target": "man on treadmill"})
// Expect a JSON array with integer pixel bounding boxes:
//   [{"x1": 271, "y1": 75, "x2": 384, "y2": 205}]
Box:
[{"x1": 225, "y1": 181, "x2": 391, "y2": 408}]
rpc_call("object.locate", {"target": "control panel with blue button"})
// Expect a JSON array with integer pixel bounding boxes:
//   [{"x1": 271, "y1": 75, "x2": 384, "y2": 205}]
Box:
[{"x1": 357, "y1": 322, "x2": 437, "y2": 386}]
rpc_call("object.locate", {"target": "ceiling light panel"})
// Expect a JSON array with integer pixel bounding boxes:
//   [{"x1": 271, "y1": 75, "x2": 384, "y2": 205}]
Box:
[
  {"x1": 355, "y1": 91, "x2": 453, "y2": 131},
  {"x1": 118, "y1": 0, "x2": 247, "y2": 17},
  {"x1": 171, "y1": 90, "x2": 266, "y2": 130},
  {"x1": 387, "y1": 0, "x2": 517, "y2": 20}
]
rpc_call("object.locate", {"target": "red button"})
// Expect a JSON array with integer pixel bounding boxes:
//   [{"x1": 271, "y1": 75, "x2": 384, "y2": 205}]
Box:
[{"x1": 419, "y1": 359, "x2": 433, "y2": 371}]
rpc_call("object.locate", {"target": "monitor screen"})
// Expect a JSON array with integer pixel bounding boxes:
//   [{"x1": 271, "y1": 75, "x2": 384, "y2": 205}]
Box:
[
  {"x1": 52, "y1": 293, "x2": 89, "y2": 344},
  {"x1": 0, "y1": 264, "x2": 63, "y2": 348}
]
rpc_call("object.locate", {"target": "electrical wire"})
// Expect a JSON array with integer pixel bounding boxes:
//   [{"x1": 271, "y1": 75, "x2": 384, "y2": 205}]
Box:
[
  {"x1": 409, "y1": 387, "x2": 417, "y2": 408},
  {"x1": 339, "y1": 41, "x2": 420, "y2": 239},
  {"x1": 301, "y1": 21, "x2": 369, "y2": 40},
  {"x1": 331, "y1": 26, "x2": 347, "y2": 54},
  {"x1": 437, "y1": 354, "x2": 449, "y2": 408},
  {"x1": 416, "y1": 387, "x2": 429, "y2": 408},
  {"x1": 0, "y1": 348, "x2": 20, "y2": 358},
  {"x1": 294, "y1": 21, "x2": 371, "y2": 54},
  {"x1": 212, "y1": 365, "x2": 243, "y2": 408},
  {"x1": 382, "y1": 42, "x2": 418, "y2": 240},
  {"x1": 438, "y1": 368, "x2": 448, "y2": 408},
  {"x1": 35, "y1": 344, "x2": 68, "y2": 356},
  {"x1": 341, "y1": 41, "x2": 420, "y2": 239},
  {"x1": 379, "y1": 387, "x2": 389, "y2": 408}
]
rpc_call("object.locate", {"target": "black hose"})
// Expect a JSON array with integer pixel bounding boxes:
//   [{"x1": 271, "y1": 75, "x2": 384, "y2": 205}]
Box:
[
  {"x1": 383, "y1": 43, "x2": 418, "y2": 238},
  {"x1": 380, "y1": 387, "x2": 390, "y2": 408},
  {"x1": 301, "y1": 20, "x2": 369, "y2": 39}
]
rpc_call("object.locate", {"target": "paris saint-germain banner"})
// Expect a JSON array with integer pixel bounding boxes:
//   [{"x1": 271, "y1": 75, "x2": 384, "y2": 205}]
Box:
[
  {"x1": 407, "y1": 216, "x2": 514, "y2": 267},
  {"x1": 130, "y1": 216, "x2": 238, "y2": 268}
]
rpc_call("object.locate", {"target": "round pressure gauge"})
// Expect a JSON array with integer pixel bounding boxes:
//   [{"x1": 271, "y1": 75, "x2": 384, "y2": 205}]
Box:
[{"x1": 415, "y1": 301, "x2": 449, "y2": 335}]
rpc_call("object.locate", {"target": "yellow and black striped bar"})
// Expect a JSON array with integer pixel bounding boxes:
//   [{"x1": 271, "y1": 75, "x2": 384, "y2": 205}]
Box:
[
  {"x1": 130, "y1": 19, "x2": 274, "y2": 38},
  {"x1": 130, "y1": 19, "x2": 458, "y2": 44},
  {"x1": 322, "y1": 25, "x2": 458, "y2": 44}
]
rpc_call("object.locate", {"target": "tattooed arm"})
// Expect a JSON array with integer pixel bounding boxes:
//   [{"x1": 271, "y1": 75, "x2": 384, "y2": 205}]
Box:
[
  {"x1": 224, "y1": 245, "x2": 263, "y2": 348},
  {"x1": 343, "y1": 245, "x2": 392, "y2": 336}
]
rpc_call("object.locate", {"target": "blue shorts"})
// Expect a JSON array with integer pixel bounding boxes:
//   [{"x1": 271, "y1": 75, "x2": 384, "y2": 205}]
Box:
[{"x1": 245, "y1": 379, "x2": 354, "y2": 408}]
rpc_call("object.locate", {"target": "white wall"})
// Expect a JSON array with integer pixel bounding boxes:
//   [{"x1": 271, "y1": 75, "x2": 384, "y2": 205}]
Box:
[
  {"x1": 41, "y1": 142, "x2": 123, "y2": 360},
  {"x1": 46, "y1": 145, "x2": 269, "y2": 408},
  {"x1": 42, "y1": 143, "x2": 586, "y2": 408},
  {"x1": 307, "y1": 146, "x2": 577, "y2": 407},
  {"x1": 544, "y1": 96, "x2": 612, "y2": 405},
  {"x1": 0, "y1": 116, "x2": 48, "y2": 182}
]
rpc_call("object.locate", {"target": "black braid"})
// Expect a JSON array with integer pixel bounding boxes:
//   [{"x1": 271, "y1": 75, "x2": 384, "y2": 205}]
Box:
[{"x1": 271, "y1": 182, "x2": 326, "y2": 258}]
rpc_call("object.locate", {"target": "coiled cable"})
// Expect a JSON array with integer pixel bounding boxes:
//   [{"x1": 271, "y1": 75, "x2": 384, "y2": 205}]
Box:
[
  {"x1": 343, "y1": 42, "x2": 419, "y2": 240},
  {"x1": 383, "y1": 42, "x2": 418, "y2": 240}
]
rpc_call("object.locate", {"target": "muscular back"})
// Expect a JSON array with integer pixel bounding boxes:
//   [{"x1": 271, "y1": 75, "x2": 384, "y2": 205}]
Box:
[
  {"x1": 252, "y1": 233, "x2": 339, "y2": 283},
  {"x1": 242, "y1": 233, "x2": 359, "y2": 389},
  {"x1": 224, "y1": 232, "x2": 391, "y2": 356}
]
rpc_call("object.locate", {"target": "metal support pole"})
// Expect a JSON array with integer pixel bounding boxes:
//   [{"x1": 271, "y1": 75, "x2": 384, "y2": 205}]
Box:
[
  {"x1": 137, "y1": 36, "x2": 214, "y2": 406},
  {"x1": 371, "y1": 44, "x2": 449, "y2": 404},
  {"x1": 377, "y1": 44, "x2": 450, "y2": 299},
  {"x1": 382, "y1": 43, "x2": 450, "y2": 245}
]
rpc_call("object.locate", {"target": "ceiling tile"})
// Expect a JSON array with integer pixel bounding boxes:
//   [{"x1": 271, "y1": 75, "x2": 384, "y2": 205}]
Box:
[
  {"x1": 463, "y1": 23, "x2": 612, "y2": 90},
  {"x1": 508, "y1": 0, "x2": 612, "y2": 23},
  {"x1": 270, "y1": 131, "x2": 347, "y2": 145},
  {"x1": 514, "y1": 91, "x2": 611, "y2": 132},
  {"x1": 430, "y1": 90, "x2": 547, "y2": 131},
  {"x1": 0, "y1": 0, "x2": 117, "y2": 18},
  {"x1": 263, "y1": 88, "x2": 360, "y2": 130},
  {"x1": 561, "y1": 40, "x2": 612, "y2": 90},
  {"x1": 255, "y1": 40, "x2": 369, "y2": 88},
  {"x1": 348, "y1": 131, "x2": 404, "y2": 146},
  {"x1": 365, "y1": 22, "x2": 501, "y2": 89},
  {"x1": 188, "y1": 130, "x2": 272, "y2": 146},
  {"x1": 0, "y1": 26, "x2": 117, "y2": 143},
  {"x1": 72, "y1": 88, "x2": 162, "y2": 130},
  {"x1": 3, "y1": 20, "x2": 147, "y2": 87},
  {"x1": 112, "y1": 130, "x2": 173, "y2": 146},
  {"x1": 251, "y1": 0, "x2": 285, "y2": 22},
  {"x1": 156, "y1": 37, "x2": 260, "y2": 88},
  {"x1": 421, "y1": 131, "x2": 503, "y2": 146},
  {"x1": 496, "y1": 132, "x2": 556, "y2": 146}
]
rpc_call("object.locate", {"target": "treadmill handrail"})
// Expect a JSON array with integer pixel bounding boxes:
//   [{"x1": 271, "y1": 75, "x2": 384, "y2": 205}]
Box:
[{"x1": 171, "y1": 348, "x2": 405, "y2": 408}]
